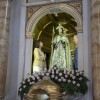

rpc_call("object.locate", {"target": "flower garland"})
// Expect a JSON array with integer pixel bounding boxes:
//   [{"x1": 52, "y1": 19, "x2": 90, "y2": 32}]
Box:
[{"x1": 18, "y1": 66, "x2": 88, "y2": 98}]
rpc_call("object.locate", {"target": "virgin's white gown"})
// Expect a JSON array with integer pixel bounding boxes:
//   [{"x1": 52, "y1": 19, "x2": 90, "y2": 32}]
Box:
[{"x1": 50, "y1": 34, "x2": 72, "y2": 70}]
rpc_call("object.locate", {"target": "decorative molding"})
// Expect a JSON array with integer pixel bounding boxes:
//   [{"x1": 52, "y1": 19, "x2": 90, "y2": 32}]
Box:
[
  {"x1": 26, "y1": 3, "x2": 83, "y2": 38},
  {"x1": 23, "y1": 0, "x2": 82, "y2": 6},
  {"x1": 75, "y1": 25, "x2": 83, "y2": 33},
  {"x1": 26, "y1": 32, "x2": 33, "y2": 38},
  {"x1": 69, "y1": 1, "x2": 82, "y2": 14},
  {"x1": 27, "y1": 6, "x2": 41, "y2": 21}
]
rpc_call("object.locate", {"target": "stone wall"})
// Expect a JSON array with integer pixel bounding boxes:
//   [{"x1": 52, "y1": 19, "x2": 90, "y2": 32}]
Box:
[
  {"x1": 91, "y1": 0, "x2": 100, "y2": 100},
  {"x1": 0, "y1": 0, "x2": 10, "y2": 98}
]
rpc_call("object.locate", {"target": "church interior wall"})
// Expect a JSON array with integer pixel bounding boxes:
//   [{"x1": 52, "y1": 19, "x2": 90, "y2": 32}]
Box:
[{"x1": 4, "y1": 0, "x2": 93, "y2": 100}]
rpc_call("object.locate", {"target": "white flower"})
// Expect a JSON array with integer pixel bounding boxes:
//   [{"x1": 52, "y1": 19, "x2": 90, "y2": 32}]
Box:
[
  {"x1": 75, "y1": 70, "x2": 78, "y2": 73},
  {"x1": 80, "y1": 71, "x2": 83, "y2": 75},
  {"x1": 41, "y1": 73, "x2": 44, "y2": 76},
  {"x1": 56, "y1": 70, "x2": 59, "y2": 74},
  {"x1": 68, "y1": 80, "x2": 71, "y2": 83},
  {"x1": 70, "y1": 74, "x2": 73, "y2": 77},
  {"x1": 59, "y1": 73, "x2": 62, "y2": 76},
  {"x1": 76, "y1": 73, "x2": 79, "y2": 76},
  {"x1": 51, "y1": 75, "x2": 55, "y2": 78},
  {"x1": 22, "y1": 81, "x2": 25, "y2": 84},
  {"x1": 65, "y1": 75, "x2": 68, "y2": 78},
  {"x1": 55, "y1": 76, "x2": 58, "y2": 80},
  {"x1": 72, "y1": 76, "x2": 76, "y2": 79},
  {"x1": 52, "y1": 69, "x2": 54, "y2": 72},
  {"x1": 34, "y1": 73, "x2": 38, "y2": 77},
  {"x1": 19, "y1": 88, "x2": 22, "y2": 91},
  {"x1": 58, "y1": 79, "x2": 62, "y2": 82},
  {"x1": 32, "y1": 76, "x2": 35, "y2": 80},
  {"x1": 63, "y1": 79, "x2": 66, "y2": 82},
  {"x1": 35, "y1": 74, "x2": 39, "y2": 77},
  {"x1": 23, "y1": 85, "x2": 26, "y2": 88},
  {"x1": 52, "y1": 71, "x2": 54, "y2": 74},
  {"x1": 44, "y1": 68, "x2": 47, "y2": 71},
  {"x1": 72, "y1": 81, "x2": 76, "y2": 84},
  {"x1": 79, "y1": 77, "x2": 82, "y2": 81},
  {"x1": 77, "y1": 83, "x2": 80, "y2": 87},
  {"x1": 46, "y1": 73, "x2": 49, "y2": 76},
  {"x1": 67, "y1": 72, "x2": 70, "y2": 75},
  {"x1": 54, "y1": 67, "x2": 57, "y2": 70},
  {"x1": 61, "y1": 77, "x2": 64, "y2": 79},
  {"x1": 37, "y1": 76, "x2": 40, "y2": 80},
  {"x1": 28, "y1": 79, "x2": 30, "y2": 82},
  {"x1": 48, "y1": 69, "x2": 51, "y2": 72},
  {"x1": 37, "y1": 72, "x2": 41, "y2": 75}
]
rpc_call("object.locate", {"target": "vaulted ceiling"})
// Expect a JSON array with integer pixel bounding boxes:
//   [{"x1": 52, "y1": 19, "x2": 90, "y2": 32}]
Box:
[{"x1": 33, "y1": 12, "x2": 77, "y2": 52}]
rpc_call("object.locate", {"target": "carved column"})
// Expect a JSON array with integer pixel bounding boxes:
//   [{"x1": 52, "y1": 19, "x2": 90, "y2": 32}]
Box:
[
  {"x1": 0, "y1": 0, "x2": 10, "y2": 98},
  {"x1": 76, "y1": 26, "x2": 84, "y2": 71},
  {"x1": 91, "y1": 0, "x2": 100, "y2": 100}
]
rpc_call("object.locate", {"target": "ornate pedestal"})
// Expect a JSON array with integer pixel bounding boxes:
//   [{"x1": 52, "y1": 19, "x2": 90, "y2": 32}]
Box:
[{"x1": 25, "y1": 79, "x2": 67, "y2": 100}]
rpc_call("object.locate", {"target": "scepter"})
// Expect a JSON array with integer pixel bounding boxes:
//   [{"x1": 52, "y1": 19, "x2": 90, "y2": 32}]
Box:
[
  {"x1": 52, "y1": 26, "x2": 55, "y2": 43},
  {"x1": 50, "y1": 26, "x2": 55, "y2": 67},
  {"x1": 51, "y1": 26, "x2": 55, "y2": 54}
]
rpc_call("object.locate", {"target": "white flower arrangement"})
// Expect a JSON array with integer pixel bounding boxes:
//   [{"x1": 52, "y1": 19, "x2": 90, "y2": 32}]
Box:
[{"x1": 18, "y1": 66, "x2": 88, "y2": 98}]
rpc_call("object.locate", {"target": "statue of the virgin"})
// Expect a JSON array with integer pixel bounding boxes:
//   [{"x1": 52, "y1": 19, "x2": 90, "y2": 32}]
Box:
[{"x1": 50, "y1": 24, "x2": 72, "y2": 70}]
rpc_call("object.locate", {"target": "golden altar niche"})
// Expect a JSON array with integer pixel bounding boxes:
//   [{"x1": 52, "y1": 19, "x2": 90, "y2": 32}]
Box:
[{"x1": 25, "y1": 79, "x2": 68, "y2": 100}]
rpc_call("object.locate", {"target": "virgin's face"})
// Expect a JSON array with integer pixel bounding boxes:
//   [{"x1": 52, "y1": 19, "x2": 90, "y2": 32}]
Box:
[
  {"x1": 40, "y1": 41, "x2": 43, "y2": 47},
  {"x1": 59, "y1": 29, "x2": 63, "y2": 34}
]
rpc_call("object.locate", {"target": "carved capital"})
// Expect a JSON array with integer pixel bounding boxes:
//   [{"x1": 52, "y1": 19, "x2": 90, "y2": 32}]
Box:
[
  {"x1": 75, "y1": 25, "x2": 83, "y2": 33},
  {"x1": 26, "y1": 32, "x2": 33, "y2": 38}
]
